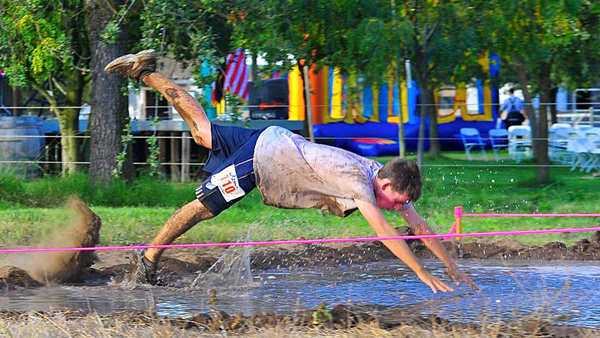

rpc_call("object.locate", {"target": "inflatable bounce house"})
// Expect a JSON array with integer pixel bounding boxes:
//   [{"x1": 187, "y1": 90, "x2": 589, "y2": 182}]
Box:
[{"x1": 248, "y1": 54, "x2": 502, "y2": 157}]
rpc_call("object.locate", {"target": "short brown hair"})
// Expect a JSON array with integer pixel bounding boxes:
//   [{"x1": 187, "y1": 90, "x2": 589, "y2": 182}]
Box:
[{"x1": 377, "y1": 158, "x2": 422, "y2": 202}]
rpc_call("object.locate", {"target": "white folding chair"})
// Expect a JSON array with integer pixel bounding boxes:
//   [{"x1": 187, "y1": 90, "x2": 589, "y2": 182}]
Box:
[
  {"x1": 568, "y1": 130, "x2": 589, "y2": 171},
  {"x1": 587, "y1": 139, "x2": 600, "y2": 174},
  {"x1": 575, "y1": 124, "x2": 593, "y2": 131},
  {"x1": 582, "y1": 128, "x2": 600, "y2": 172},
  {"x1": 460, "y1": 128, "x2": 488, "y2": 161},
  {"x1": 489, "y1": 129, "x2": 508, "y2": 161},
  {"x1": 508, "y1": 126, "x2": 532, "y2": 163},
  {"x1": 549, "y1": 124, "x2": 573, "y2": 163}
]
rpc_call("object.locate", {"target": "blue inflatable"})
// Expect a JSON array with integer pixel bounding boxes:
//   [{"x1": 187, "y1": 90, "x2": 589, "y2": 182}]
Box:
[{"x1": 313, "y1": 117, "x2": 500, "y2": 156}]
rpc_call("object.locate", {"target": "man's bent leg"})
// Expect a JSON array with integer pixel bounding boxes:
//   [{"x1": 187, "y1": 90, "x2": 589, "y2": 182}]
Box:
[
  {"x1": 144, "y1": 199, "x2": 215, "y2": 264},
  {"x1": 142, "y1": 73, "x2": 212, "y2": 149}
]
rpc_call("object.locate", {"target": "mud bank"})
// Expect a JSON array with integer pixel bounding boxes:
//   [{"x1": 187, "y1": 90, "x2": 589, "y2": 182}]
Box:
[{"x1": 0, "y1": 305, "x2": 597, "y2": 337}]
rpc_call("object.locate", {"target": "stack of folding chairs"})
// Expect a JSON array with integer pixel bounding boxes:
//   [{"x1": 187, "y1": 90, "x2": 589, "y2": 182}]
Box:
[
  {"x1": 550, "y1": 123, "x2": 600, "y2": 173},
  {"x1": 567, "y1": 125, "x2": 600, "y2": 173}
]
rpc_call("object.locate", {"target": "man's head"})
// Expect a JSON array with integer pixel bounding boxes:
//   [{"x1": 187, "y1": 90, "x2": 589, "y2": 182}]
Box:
[
  {"x1": 374, "y1": 158, "x2": 422, "y2": 211},
  {"x1": 508, "y1": 88, "x2": 515, "y2": 95}
]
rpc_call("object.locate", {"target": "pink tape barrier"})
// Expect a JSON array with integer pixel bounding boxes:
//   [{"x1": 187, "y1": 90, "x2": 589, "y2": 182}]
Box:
[
  {"x1": 464, "y1": 213, "x2": 600, "y2": 217},
  {"x1": 1, "y1": 226, "x2": 599, "y2": 254}
]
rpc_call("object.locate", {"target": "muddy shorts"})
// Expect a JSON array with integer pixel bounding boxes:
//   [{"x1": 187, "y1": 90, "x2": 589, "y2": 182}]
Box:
[{"x1": 195, "y1": 124, "x2": 264, "y2": 216}]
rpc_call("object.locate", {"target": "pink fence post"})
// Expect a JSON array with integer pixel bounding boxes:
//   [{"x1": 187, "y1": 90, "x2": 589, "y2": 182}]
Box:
[{"x1": 455, "y1": 206, "x2": 463, "y2": 240}]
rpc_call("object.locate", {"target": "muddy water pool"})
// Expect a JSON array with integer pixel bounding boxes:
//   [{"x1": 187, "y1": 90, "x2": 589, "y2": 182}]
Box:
[{"x1": 1, "y1": 260, "x2": 599, "y2": 328}]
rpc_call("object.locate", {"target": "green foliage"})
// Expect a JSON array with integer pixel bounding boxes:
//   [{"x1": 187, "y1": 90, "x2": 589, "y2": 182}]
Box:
[
  {"x1": 486, "y1": 0, "x2": 596, "y2": 91},
  {"x1": 137, "y1": 0, "x2": 232, "y2": 89},
  {"x1": 312, "y1": 302, "x2": 333, "y2": 326},
  {"x1": 145, "y1": 116, "x2": 161, "y2": 177},
  {"x1": 0, "y1": 0, "x2": 94, "y2": 174},
  {"x1": 0, "y1": 173, "x2": 194, "y2": 208},
  {"x1": 0, "y1": 0, "x2": 86, "y2": 87},
  {"x1": 0, "y1": 174, "x2": 25, "y2": 204},
  {"x1": 112, "y1": 120, "x2": 134, "y2": 179}
]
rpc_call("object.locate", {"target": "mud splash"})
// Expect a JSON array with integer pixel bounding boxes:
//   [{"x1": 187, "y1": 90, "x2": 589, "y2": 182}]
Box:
[{"x1": 0, "y1": 198, "x2": 101, "y2": 287}]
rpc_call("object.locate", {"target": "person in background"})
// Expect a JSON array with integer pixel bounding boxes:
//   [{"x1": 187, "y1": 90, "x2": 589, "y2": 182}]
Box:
[{"x1": 500, "y1": 88, "x2": 529, "y2": 129}]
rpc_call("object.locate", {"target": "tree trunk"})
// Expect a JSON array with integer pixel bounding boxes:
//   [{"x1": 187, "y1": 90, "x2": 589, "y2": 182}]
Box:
[
  {"x1": 85, "y1": 0, "x2": 131, "y2": 185},
  {"x1": 59, "y1": 108, "x2": 80, "y2": 175},
  {"x1": 426, "y1": 89, "x2": 441, "y2": 158},
  {"x1": 31, "y1": 70, "x2": 84, "y2": 175},
  {"x1": 394, "y1": 65, "x2": 405, "y2": 158},
  {"x1": 536, "y1": 65, "x2": 552, "y2": 184},
  {"x1": 414, "y1": 43, "x2": 428, "y2": 168},
  {"x1": 59, "y1": 71, "x2": 85, "y2": 175},
  {"x1": 550, "y1": 87, "x2": 558, "y2": 125},
  {"x1": 413, "y1": 48, "x2": 440, "y2": 160},
  {"x1": 417, "y1": 91, "x2": 427, "y2": 168},
  {"x1": 516, "y1": 63, "x2": 539, "y2": 159}
]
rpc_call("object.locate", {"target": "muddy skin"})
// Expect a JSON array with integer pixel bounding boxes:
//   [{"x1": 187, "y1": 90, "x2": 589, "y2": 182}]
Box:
[{"x1": 165, "y1": 87, "x2": 180, "y2": 99}]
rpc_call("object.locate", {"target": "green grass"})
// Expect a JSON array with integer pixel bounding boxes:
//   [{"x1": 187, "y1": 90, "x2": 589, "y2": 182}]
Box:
[{"x1": 0, "y1": 152, "x2": 599, "y2": 246}]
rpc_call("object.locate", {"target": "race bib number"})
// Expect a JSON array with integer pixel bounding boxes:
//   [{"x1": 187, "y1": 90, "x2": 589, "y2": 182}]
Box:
[{"x1": 211, "y1": 164, "x2": 246, "y2": 202}]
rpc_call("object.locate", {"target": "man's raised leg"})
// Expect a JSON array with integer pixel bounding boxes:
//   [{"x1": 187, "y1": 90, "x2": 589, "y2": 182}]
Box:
[
  {"x1": 142, "y1": 73, "x2": 212, "y2": 149},
  {"x1": 105, "y1": 50, "x2": 212, "y2": 149}
]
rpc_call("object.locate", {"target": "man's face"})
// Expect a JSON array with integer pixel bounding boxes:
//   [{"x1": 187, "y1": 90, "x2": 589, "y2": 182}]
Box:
[{"x1": 375, "y1": 180, "x2": 411, "y2": 211}]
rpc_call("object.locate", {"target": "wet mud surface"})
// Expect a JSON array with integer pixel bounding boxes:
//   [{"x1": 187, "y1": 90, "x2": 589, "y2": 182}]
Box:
[
  {"x1": 0, "y1": 305, "x2": 597, "y2": 337},
  {"x1": 2, "y1": 229, "x2": 600, "y2": 289},
  {"x1": 88, "y1": 229, "x2": 600, "y2": 285}
]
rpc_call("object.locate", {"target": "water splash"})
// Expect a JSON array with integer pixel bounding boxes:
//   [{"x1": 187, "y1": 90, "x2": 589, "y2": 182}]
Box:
[{"x1": 191, "y1": 226, "x2": 255, "y2": 289}]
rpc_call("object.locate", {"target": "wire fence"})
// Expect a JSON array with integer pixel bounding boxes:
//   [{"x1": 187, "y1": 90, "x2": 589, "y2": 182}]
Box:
[
  {"x1": 1, "y1": 104, "x2": 599, "y2": 177},
  {"x1": 3, "y1": 101, "x2": 600, "y2": 109}
]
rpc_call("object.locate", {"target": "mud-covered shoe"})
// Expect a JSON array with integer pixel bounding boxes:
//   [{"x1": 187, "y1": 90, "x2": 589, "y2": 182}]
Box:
[
  {"x1": 130, "y1": 248, "x2": 158, "y2": 284},
  {"x1": 104, "y1": 49, "x2": 156, "y2": 80}
]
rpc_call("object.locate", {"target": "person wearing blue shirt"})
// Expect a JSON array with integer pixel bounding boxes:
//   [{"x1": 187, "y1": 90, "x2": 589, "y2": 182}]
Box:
[{"x1": 500, "y1": 88, "x2": 528, "y2": 129}]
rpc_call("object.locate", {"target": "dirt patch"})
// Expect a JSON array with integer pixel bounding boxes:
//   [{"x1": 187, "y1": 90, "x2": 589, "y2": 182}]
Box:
[
  {"x1": 435, "y1": 232, "x2": 600, "y2": 261},
  {"x1": 0, "y1": 266, "x2": 42, "y2": 289}
]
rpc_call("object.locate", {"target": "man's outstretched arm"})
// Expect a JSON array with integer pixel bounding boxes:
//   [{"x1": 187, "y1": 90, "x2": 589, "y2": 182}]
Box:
[
  {"x1": 355, "y1": 199, "x2": 454, "y2": 294},
  {"x1": 400, "y1": 205, "x2": 479, "y2": 290}
]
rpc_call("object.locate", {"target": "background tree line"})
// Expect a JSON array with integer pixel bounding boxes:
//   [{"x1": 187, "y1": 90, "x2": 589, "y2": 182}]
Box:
[{"x1": 1, "y1": 0, "x2": 599, "y2": 184}]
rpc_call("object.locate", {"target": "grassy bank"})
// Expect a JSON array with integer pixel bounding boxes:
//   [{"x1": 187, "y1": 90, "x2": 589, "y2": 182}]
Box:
[{"x1": 0, "y1": 153, "x2": 598, "y2": 246}]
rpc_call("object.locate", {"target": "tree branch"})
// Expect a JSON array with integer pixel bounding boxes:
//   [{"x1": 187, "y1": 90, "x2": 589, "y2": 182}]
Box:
[
  {"x1": 52, "y1": 77, "x2": 68, "y2": 96},
  {"x1": 104, "y1": 0, "x2": 118, "y2": 14},
  {"x1": 435, "y1": 58, "x2": 461, "y2": 86},
  {"x1": 424, "y1": 18, "x2": 440, "y2": 44},
  {"x1": 31, "y1": 78, "x2": 61, "y2": 117}
]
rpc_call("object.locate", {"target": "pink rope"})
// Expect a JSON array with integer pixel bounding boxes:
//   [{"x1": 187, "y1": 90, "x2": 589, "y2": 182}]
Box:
[
  {"x1": 463, "y1": 213, "x2": 600, "y2": 217},
  {"x1": 1, "y1": 226, "x2": 599, "y2": 254},
  {"x1": 443, "y1": 222, "x2": 458, "y2": 240}
]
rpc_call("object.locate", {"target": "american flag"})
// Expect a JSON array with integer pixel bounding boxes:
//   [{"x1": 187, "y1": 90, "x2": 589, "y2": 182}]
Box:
[{"x1": 223, "y1": 48, "x2": 249, "y2": 101}]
